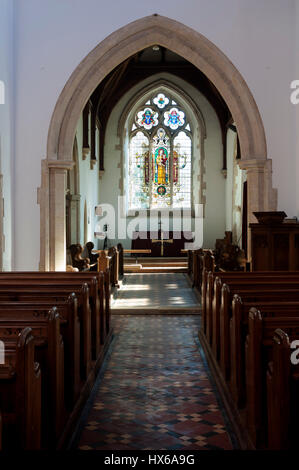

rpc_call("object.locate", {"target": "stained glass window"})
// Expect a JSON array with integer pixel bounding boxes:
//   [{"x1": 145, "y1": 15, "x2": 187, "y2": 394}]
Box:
[{"x1": 127, "y1": 92, "x2": 192, "y2": 211}]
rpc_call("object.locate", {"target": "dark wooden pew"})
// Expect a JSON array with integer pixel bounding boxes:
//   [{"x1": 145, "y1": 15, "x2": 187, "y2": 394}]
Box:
[
  {"x1": 0, "y1": 327, "x2": 41, "y2": 450},
  {"x1": 0, "y1": 307, "x2": 65, "y2": 448},
  {"x1": 0, "y1": 269, "x2": 111, "y2": 350},
  {"x1": 205, "y1": 270, "x2": 299, "y2": 331},
  {"x1": 0, "y1": 295, "x2": 80, "y2": 409},
  {"x1": 203, "y1": 272, "x2": 299, "y2": 373},
  {"x1": 198, "y1": 266, "x2": 299, "y2": 449},
  {"x1": 0, "y1": 277, "x2": 99, "y2": 356},
  {"x1": 202, "y1": 269, "x2": 299, "y2": 334},
  {"x1": 266, "y1": 328, "x2": 299, "y2": 449},
  {"x1": 0, "y1": 282, "x2": 91, "y2": 379},
  {"x1": 0, "y1": 272, "x2": 112, "y2": 450},
  {"x1": 245, "y1": 309, "x2": 299, "y2": 447},
  {"x1": 219, "y1": 283, "x2": 299, "y2": 381},
  {"x1": 192, "y1": 250, "x2": 214, "y2": 291},
  {"x1": 230, "y1": 296, "x2": 299, "y2": 407}
]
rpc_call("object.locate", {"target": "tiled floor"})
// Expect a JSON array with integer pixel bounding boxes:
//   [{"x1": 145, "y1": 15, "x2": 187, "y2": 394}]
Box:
[
  {"x1": 75, "y1": 315, "x2": 236, "y2": 450},
  {"x1": 111, "y1": 273, "x2": 200, "y2": 311}
]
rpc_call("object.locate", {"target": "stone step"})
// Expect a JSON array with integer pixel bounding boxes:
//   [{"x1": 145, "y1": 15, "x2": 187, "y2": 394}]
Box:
[
  {"x1": 125, "y1": 266, "x2": 188, "y2": 273},
  {"x1": 111, "y1": 306, "x2": 201, "y2": 315}
]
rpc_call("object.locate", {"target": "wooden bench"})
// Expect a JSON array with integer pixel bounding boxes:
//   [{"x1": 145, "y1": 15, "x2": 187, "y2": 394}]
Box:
[
  {"x1": 0, "y1": 296, "x2": 80, "y2": 409},
  {"x1": 0, "y1": 282, "x2": 92, "y2": 379},
  {"x1": 195, "y1": 261, "x2": 299, "y2": 449},
  {"x1": 190, "y1": 250, "x2": 214, "y2": 290},
  {"x1": 245, "y1": 309, "x2": 299, "y2": 447},
  {"x1": 0, "y1": 307, "x2": 65, "y2": 448},
  {"x1": 230, "y1": 296, "x2": 299, "y2": 406},
  {"x1": 0, "y1": 272, "x2": 109, "y2": 357},
  {"x1": 0, "y1": 327, "x2": 41, "y2": 450},
  {"x1": 219, "y1": 283, "x2": 299, "y2": 382},
  {"x1": 202, "y1": 272, "x2": 299, "y2": 375},
  {"x1": 0, "y1": 269, "x2": 111, "y2": 345},
  {"x1": 0, "y1": 276, "x2": 100, "y2": 353},
  {"x1": 202, "y1": 269, "x2": 299, "y2": 334},
  {"x1": 0, "y1": 270, "x2": 113, "y2": 450},
  {"x1": 266, "y1": 328, "x2": 299, "y2": 449}
]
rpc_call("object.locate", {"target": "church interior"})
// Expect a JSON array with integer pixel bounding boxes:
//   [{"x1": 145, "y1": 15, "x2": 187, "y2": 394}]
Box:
[{"x1": 0, "y1": 0, "x2": 299, "y2": 454}]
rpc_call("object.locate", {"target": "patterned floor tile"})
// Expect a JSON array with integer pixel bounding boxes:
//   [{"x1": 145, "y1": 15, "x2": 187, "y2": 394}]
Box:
[{"x1": 74, "y1": 314, "x2": 237, "y2": 450}]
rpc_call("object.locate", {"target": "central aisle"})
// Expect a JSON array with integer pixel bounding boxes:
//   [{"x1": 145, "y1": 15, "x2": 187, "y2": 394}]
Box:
[
  {"x1": 111, "y1": 273, "x2": 200, "y2": 314},
  {"x1": 74, "y1": 313, "x2": 236, "y2": 450}
]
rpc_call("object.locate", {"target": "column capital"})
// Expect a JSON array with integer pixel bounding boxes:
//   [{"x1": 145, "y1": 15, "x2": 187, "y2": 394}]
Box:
[
  {"x1": 238, "y1": 158, "x2": 267, "y2": 171},
  {"x1": 47, "y1": 159, "x2": 75, "y2": 171}
]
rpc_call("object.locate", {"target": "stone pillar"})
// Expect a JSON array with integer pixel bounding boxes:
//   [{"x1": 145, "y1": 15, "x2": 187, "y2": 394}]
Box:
[
  {"x1": 66, "y1": 193, "x2": 81, "y2": 244},
  {"x1": 41, "y1": 160, "x2": 74, "y2": 271},
  {"x1": 238, "y1": 158, "x2": 277, "y2": 261},
  {"x1": 38, "y1": 159, "x2": 50, "y2": 271}
]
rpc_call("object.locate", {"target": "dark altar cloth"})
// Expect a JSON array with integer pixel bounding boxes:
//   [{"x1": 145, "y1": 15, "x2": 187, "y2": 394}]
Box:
[{"x1": 131, "y1": 231, "x2": 193, "y2": 257}]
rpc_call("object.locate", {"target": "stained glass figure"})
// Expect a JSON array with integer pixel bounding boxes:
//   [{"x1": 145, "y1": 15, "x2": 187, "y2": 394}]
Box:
[
  {"x1": 164, "y1": 108, "x2": 185, "y2": 130},
  {"x1": 153, "y1": 93, "x2": 169, "y2": 109},
  {"x1": 153, "y1": 128, "x2": 169, "y2": 147},
  {"x1": 137, "y1": 108, "x2": 158, "y2": 130},
  {"x1": 155, "y1": 147, "x2": 168, "y2": 185}
]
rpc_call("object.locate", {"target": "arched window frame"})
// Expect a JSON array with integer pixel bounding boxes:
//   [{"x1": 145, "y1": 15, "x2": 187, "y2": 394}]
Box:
[{"x1": 117, "y1": 80, "x2": 207, "y2": 218}]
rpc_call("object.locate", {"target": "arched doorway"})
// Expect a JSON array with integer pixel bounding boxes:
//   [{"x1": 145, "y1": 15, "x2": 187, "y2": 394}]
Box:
[{"x1": 39, "y1": 15, "x2": 277, "y2": 271}]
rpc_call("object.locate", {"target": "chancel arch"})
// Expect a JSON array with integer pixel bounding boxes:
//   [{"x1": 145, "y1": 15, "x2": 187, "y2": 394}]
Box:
[{"x1": 40, "y1": 15, "x2": 277, "y2": 270}]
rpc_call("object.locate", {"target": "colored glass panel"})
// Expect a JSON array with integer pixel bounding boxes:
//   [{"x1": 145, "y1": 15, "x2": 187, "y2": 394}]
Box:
[
  {"x1": 173, "y1": 131, "x2": 192, "y2": 208},
  {"x1": 137, "y1": 107, "x2": 158, "y2": 130},
  {"x1": 153, "y1": 93, "x2": 169, "y2": 109},
  {"x1": 128, "y1": 131, "x2": 150, "y2": 209},
  {"x1": 164, "y1": 108, "x2": 185, "y2": 130}
]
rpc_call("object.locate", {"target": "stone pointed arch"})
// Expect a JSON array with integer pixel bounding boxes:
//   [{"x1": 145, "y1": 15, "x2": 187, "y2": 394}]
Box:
[{"x1": 40, "y1": 15, "x2": 277, "y2": 270}]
